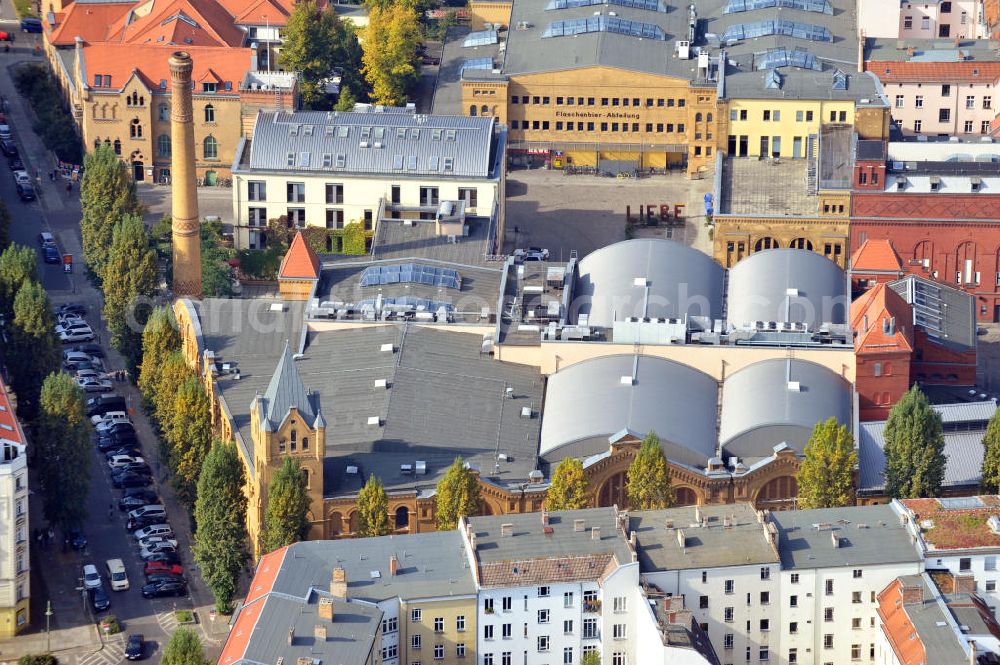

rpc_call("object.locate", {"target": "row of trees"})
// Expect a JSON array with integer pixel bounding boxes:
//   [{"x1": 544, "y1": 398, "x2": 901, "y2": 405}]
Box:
[{"x1": 0, "y1": 240, "x2": 91, "y2": 534}]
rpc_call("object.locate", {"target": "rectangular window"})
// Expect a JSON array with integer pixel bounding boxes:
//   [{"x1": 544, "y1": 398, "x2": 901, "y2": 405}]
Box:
[
  {"x1": 961, "y1": 557, "x2": 972, "y2": 571},
  {"x1": 248, "y1": 207, "x2": 267, "y2": 227},
  {"x1": 611, "y1": 653, "x2": 625, "y2": 665},
  {"x1": 434, "y1": 645, "x2": 444, "y2": 660},
  {"x1": 760, "y1": 592, "x2": 770, "y2": 605},
  {"x1": 796, "y1": 110, "x2": 803, "y2": 121},
  {"x1": 790, "y1": 595, "x2": 798, "y2": 608},
  {"x1": 984, "y1": 121, "x2": 992, "y2": 134},
  {"x1": 852, "y1": 591, "x2": 862, "y2": 604},
  {"x1": 724, "y1": 634, "x2": 734, "y2": 650},
  {"x1": 852, "y1": 618, "x2": 862, "y2": 629},
  {"x1": 413, "y1": 635, "x2": 422, "y2": 649},
  {"x1": 613, "y1": 624, "x2": 626, "y2": 640},
  {"x1": 538, "y1": 636, "x2": 550, "y2": 652},
  {"x1": 760, "y1": 648, "x2": 769, "y2": 662},
  {"x1": 286, "y1": 182, "x2": 305, "y2": 203},
  {"x1": 502, "y1": 624, "x2": 511, "y2": 639},
  {"x1": 325, "y1": 183, "x2": 344, "y2": 204},
  {"x1": 789, "y1": 649, "x2": 798, "y2": 664},
  {"x1": 286, "y1": 208, "x2": 305, "y2": 228},
  {"x1": 564, "y1": 647, "x2": 573, "y2": 665},
  {"x1": 915, "y1": 95, "x2": 924, "y2": 108},
  {"x1": 538, "y1": 609, "x2": 549, "y2": 624},
  {"x1": 203, "y1": 82, "x2": 217, "y2": 93},
  {"x1": 564, "y1": 592, "x2": 574, "y2": 608},
  {"x1": 942, "y1": 84, "x2": 951, "y2": 96},
  {"x1": 791, "y1": 573, "x2": 799, "y2": 584},
  {"x1": 458, "y1": 187, "x2": 478, "y2": 208},
  {"x1": 895, "y1": 95, "x2": 904, "y2": 108},
  {"x1": 914, "y1": 119, "x2": 922, "y2": 132},
  {"x1": 502, "y1": 597, "x2": 512, "y2": 612},
  {"x1": 484, "y1": 625, "x2": 493, "y2": 640},
  {"x1": 700, "y1": 596, "x2": 709, "y2": 609},
  {"x1": 248, "y1": 181, "x2": 266, "y2": 201},
  {"x1": 853, "y1": 569, "x2": 863, "y2": 579},
  {"x1": 939, "y1": 108, "x2": 951, "y2": 122},
  {"x1": 434, "y1": 617, "x2": 444, "y2": 632},
  {"x1": 987, "y1": 580, "x2": 996, "y2": 591},
  {"x1": 824, "y1": 635, "x2": 834, "y2": 649},
  {"x1": 985, "y1": 96, "x2": 993, "y2": 109},
  {"x1": 824, "y1": 608, "x2": 834, "y2": 622},
  {"x1": 763, "y1": 110, "x2": 771, "y2": 121},
  {"x1": 613, "y1": 597, "x2": 626, "y2": 613},
  {"x1": 484, "y1": 598, "x2": 494, "y2": 613},
  {"x1": 966, "y1": 95, "x2": 976, "y2": 109},
  {"x1": 904, "y1": 15, "x2": 912, "y2": 29},
  {"x1": 564, "y1": 620, "x2": 573, "y2": 634},
  {"x1": 761, "y1": 567, "x2": 771, "y2": 580},
  {"x1": 851, "y1": 645, "x2": 861, "y2": 661},
  {"x1": 583, "y1": 619, "x2": 598, "y2": 639},
  {"x1": 457, "y1": 644, "x2": 466, "y2": 658},
  {"x1": 502, "y1": 653, "x2": 511, "y2": 665},
  {"x1": 760, "y1": 619, "x2": 770, "y2": 632},
  {"x1": 965, "y1": 120, "x2": 975, "y2": 133},
  {"x1": 725, "y1": 580, "x2": 734, "y2": 594},
  {"x1": 790, "y1": 622, "x2": 798, "y2": 634},
  {"x1": 724, "y1": 607, "x2": 734, "y2": 622},
  {"x1": 412, "y1": 609, "x2": 422, "y2": 623},
  {"x1": 484, "y1": 655, "x2": 494, "y2": 665},
  {"x1": 825, "y1": 579, "x2": 834, "y2": 596}
]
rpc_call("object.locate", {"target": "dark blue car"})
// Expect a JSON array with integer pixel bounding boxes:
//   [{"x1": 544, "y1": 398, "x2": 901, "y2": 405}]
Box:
[
  {"x1": 20, "y1": 18, "x2": 42, "y2": 33},
  {"x1": 43, "y1": 245, "x2": 60, "y2": 264}
]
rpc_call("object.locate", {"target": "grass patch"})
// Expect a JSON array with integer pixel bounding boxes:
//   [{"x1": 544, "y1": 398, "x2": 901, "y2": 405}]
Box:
[
  {"x1": 12, "y1": 63, "x2": 82, "y2": 164},
  {"x1": 175, "y1": 609, "x2": 194, "y2": 623},
  {"x1": 13, "y1": 0, "x2": 38, "y2": 18}
]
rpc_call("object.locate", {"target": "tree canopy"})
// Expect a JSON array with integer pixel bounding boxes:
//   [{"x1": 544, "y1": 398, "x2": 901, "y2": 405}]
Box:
[
  {"x1": 626, "y1": 432, "x2": 674, "y2": 509},
  {"x1": 194, "y1": 441, "x2": 247, "y2": 613},
  {"x1": 545, "y1": 458, "x2": 589, "y2": 511},
  {"x1": 884, "y1": 385, "x2": 946, "y2": 498},
  {"x1": 357, "y1": 473, "x2": 391, "y2": 537},
  {"x1": 0, "y1": 201, "x2": 11, "y2": 253},
  {"x1": 362, "y1": 3, "x2": 421, "y2": 106},
  {"x1": 137, "y1": 306, "x2": 181, "y2": 405},
  {"x1": 102, "y1": 213, "x2": 157, "y2": 373},
  {"x1": 80, "y1": 143, "x2": 141, "y2": 280},
  {"x1": 0, "y1": 243, "x2": 38, "y2": 320},
  {"x1": 35, "y1": 372, "x2": 91, "y2": 532},
  {"x1": 280, "y1": 0, "x2": 364, "y2": 108},
  {"x1": 982, "y1": 408, "x2": 1000, "y2": 494},
  {"x1": 796, "y1": 417, "x2": 857, "y2": 509},
  {"x1": 8, "y1": 281, "x2": 59, "y2": 420},
  {"x1": 435, "y1": 456, "x2": 481, "y2": 530},
  {"x1": 167, "y1": 376, "x2": 213, "y2": 508},
  {"x1": 261, "y1": 458, "x2": 312, "y2": 553},
  {"x1": 162, "y1": 627, "x2": 211, "y2": 665}
]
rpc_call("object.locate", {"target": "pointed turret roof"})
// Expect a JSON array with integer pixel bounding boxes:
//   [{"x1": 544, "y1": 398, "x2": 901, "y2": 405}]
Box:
[
  {"x1": 260, "y1": 341, "x2": 316, "y2": 431},
  {"x1": 278, "y1": 232, "x2": 321, "y2": 281}
]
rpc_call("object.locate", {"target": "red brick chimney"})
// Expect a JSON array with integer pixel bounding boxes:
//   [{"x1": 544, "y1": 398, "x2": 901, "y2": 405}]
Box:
[
  {"x1": 389, "y1": 554, "x2": 399, "y2": 576},
  {"x1": 901, "y1": 582, "x2": 924, "y2": 605}
]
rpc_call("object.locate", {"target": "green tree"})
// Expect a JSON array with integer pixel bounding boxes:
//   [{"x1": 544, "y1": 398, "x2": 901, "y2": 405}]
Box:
[
  {"x1": 167, "y1": 376, "x2": 213, "y2": 508},
  {"x1": 626, "y1": 431, "x2": 674, "y2": 510},
  {"x1": 334, "y1": 85, "x2": 358, "y2": 112},
  {"x1": 356, "y1": 473, "x2": 391, "y2": 537},
  {"x1": 545, "y1": 458, "x2": 589, "y2": 511},
  {"x1": 0, "y1": 243, "x2": 38, "y2": 320},
  {"x1": 137, "y1": 306, "x2": 181, "y2": 406},
  {"x1": 581, "y1": 652, "x2": 601, "y2": 665},
  {"x1": 983, "y1": 408, "x2": 1000, "y2": 494},
  {"x1": 884, "y1": 385, "x2": 946, "y2": 498},
  {"x1": 362, "y1": 3, "x2": 421, "y2": 106},
  {"x1": 153, "y1": 351, "x2": 194, "y2": 433},
  {"x1": 80, "y1": 143, "x2": 141, "y2": 280},
  {"x1": 0, "y1": 201, "x2": 11, "y2": 251},
  {"x1": 435, "y1": 456, "x2": 481, "y2": 530},
  {"x1": 102, "y1": 213, "x2": 157, "y2": 374},
  {"x1": 795, "y1": 417, "x2": 857, "y2": 509},
  {"x1": 279, "y1": 0, "x2": 364, "y2": 108},
  {"x1": 35, "y1": 372, "x2": 91, "y2": 533},
  {"x1": 260, "y1": 458, "x2": 312, "y2": 552},
  {"x1": 8, "y1": 281, "x2": 59, "y2": 420},
  {"x1": 194, "y1": 441, "x2": 247, "y2": 613},
  {"x1": 18, "y1": 656, "x2": 58, "y2": 665},
  {"x1": 201, "y1": 221, "x2": 235, "y2": 297},
  {"x1": 161, "y1": 627, "x2": 211, "y2": 665}
]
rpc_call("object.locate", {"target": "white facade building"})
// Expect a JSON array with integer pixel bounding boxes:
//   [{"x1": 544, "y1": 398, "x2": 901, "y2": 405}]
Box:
[
  {"x1": 0, "y1": 376, "x2": 29, "y2": 636},
  {"x1": 857, "y1": 0, "x2": 987, "y2": 39},
  {"x1": 231, "y1": 109, "x2": 506, "y2": 251}
]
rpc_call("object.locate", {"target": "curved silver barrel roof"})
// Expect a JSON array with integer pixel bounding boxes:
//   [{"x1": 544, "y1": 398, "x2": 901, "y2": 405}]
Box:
[
  {"x1": 719, "y1": 358, "x2": 852, "y2": 459},
  {"x1": 572, "y1": 239, "x2": 725, "y2": 328},
  {"x1": 726, "y1": 248, "x2": 848, "y2": 328},
  {"x1": 540, "y1": 354, "x2": 718, "y2": 467}
]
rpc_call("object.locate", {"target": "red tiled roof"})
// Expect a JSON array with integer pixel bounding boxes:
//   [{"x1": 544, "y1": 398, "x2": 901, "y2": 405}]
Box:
[
  {"x1": 850, "y1": 283, "x2": 914, "y2": 353},
  {"x1": 83, "y1": 43, "x2": 250, "y2": 93},
  {"x1": 479, "y1": 554, "x2": 615, "y2": 588},
  {"x1": 218, "y1": 545, "x2": 288, "y2": 665},
  {"x1": 230, "y1": 0, "x2": 292, "y2": 25},
  {"x1": 108, "y1": 0, "x2": 245, "y2": 47},
  {"x1": 868, "y1": 60, "x2": 1000, "y2": 84},
  {"x1": 0, "y1": 375, "x2": 25, "y2": 446},
  {"x1": 46, "y1": 2, "x2": 136, "y2": 45},
  {"x1": 877, "y1": 579, "x2": 927, "y2": 665},
  {"x1": 278, "y1": 231, "x2": 321, "y2": 280},
  {"x1": 850, "y1": 238, "x2": 903, "y2": 274}
]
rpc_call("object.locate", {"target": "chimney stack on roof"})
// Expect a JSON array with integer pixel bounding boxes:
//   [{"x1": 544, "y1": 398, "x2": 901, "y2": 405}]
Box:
[
  {"x1": 470, "y1": 533, "x2": 478, "y2": 551},
  {"x1": 901, "y1": 582, "x2": 924, "y2": 605},
  {"x1": 955, "y1": 574, "x2": 976, "y2": 594},
  {"x1": 541, "y1": 511, "x2": 549, "y2": 526},
  {"x1": 591, "y1": 526, "x2": 601, "y2": 541},
  {"x1": 831, "y1": 531, "x2": 840, "y2": 548},
  {"x1": 330, "y1": 567, "x2": 348, "y2": 598},
  {"x1": 287, "y1": 627, "x2": 295, "y2": 646},
  {"x1": 314, "y1": 624, "x2": 328, "y2": 642},
  {"x1": 574, "y1": 519, "x2": 586, "y2": 532},
  {"x1": 390, "y1": 554, "x2": 399, "y2": 577},
  {"x1": 677, "y1": 529, "x2": 686, "y2": 549},
  {"x1": 500, "y1": 523, "x2": 514, "y2": 537},
  {"x1": 318, "y1": 597, "x2": 334, "y2": 621}
]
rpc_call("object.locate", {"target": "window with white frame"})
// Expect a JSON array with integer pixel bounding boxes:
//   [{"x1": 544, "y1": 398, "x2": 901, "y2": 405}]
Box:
[
  {"x1": 383, "y1": 617, "x2": 398, "y2": 633},
  {"x1": 502, "y1": 624, "x2": 511, "y2": 639},
  {"x1": 484, "y1": 655, "x2": 494, "y2": 665},
  {"x1": 564, "y1": 592, "x2": 574, "y2": 608},
  {"x1": 613, "y1": 596, "x2": 626, "y2": 613},
  {"x1": 538, "y1": 636, "x2": 550, "y2": 652},
  {"x1": 484, "y1": 598, "x2": 494, "y2": 613},
  {"x1": 456, "y1": 644, "x2": 465, "y2": 658},
  {"x1": 724, "y1": 634, "x2": 734, "y2": 649},
  {"x1": 538, "y1": 609, "x2": 550, "y2": 624},
  {"x1": 563, "y1": 647, "x2": 573, "y2": 664},
  {"x1": 612, "y1": 653, "x2": 625, "y2": 665},
  {"x1": 583, "y1": 619, "x2": 598, "y2": 639},
  {"x1": 761, "y1": 567, "x2": 771, "y2": 580},
  {"x1": 502, "y1": 596, "x2": 512, "y2": 612},
  {"x1": 613, "y1": 624, "x2": 626, "y2": 639},
  {"x1": 725, "y1": 579, "x2": 734, "y2": 594},
  {"x1": 725, "y1": 607, "x2": 734, "y2": 622},
  {"x1": 538, "y1": 586, "x2": 550, "y2": 597},
  {"x1": 382, "y1": 645, "x2": 398, "y2": 660},
  {"x1": 412, "y1": 609, "x2": 422, "y2": 622},
  {"x1": 564, "y1": 620, "x2": 573, "y2": 634},
  {"x1": 484, "y1": 625, "x2": 493, "y2": 640},
  {"x1": 456, "y1": 615, "x2": 465, "y2": 632},
  {"x1": 412, "y1": 635, "x2": 422, "y2": 649},
  {"x1": 434, "y1": 618, "x2": 443, "y2": 632},
  {"x1": 502, "y1": 652, "x2": 511, "y2": 665},
  {"x1": 434, "y1": 645, "x2": 444, "y2": 660}
]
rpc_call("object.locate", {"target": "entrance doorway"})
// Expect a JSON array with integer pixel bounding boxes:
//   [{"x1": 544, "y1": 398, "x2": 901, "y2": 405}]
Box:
[
  {"x1": 132, "y1": 161, "x2": 144, "y2": 181},
  {"x1": 793, "y1": 137, "x2": 802, "y2": 159},
  {"x1": 204, "y1": 170, "x2": 217, "y2": 186}
]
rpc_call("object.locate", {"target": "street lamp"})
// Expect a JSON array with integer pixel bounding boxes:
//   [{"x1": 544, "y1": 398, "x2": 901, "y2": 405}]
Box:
[{"x1": 44, "y1": 600, "x2": 52, "y2": 653}]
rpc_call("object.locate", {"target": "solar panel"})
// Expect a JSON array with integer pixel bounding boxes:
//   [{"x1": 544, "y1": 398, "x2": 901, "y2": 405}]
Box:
[
  {"x1": 359, "y1": 264, "x2": 461, "y2": 289},
  {"x1": 463, "y1": 30, "x2": 498, "y2": 47},
  {"x1": 546, "y1": 0, "x2": 666, "y2": 11},
  {"x1": 756, "y1": 48, "x2": 822, "y2": 71},
  {"x1": 721, "y1": 19, "x2": 832, "y2": 43},
  {"x1": 542, "y1": 16, "x2": 665, "y2": 39},
  {"x1": 939, "y1": 497, "x2": 985, "y2": 510},
  {"x1": 461, "y1": 57, "x2": 494, "y2": 73},
  {"x1": 724, "y1": 0, "x2": 832, "y2": 14}
]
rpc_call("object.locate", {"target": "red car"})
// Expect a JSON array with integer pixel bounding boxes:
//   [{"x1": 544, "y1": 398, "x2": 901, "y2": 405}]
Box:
[{"x1": 144, "y1": 562, "x2": 183, "y2": 577}]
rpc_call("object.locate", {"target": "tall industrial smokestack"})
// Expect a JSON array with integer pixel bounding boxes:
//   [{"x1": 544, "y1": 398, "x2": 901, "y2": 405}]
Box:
[{"x1": 169, "y1": 51, "x2": 202, "y2": 298}]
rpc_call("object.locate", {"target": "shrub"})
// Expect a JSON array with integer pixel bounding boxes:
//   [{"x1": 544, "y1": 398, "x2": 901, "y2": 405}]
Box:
[
  {"x1": 18, "y1": 656, "x2": 57, "y2": 665},
  {"x1": 99, "y1": 615, "x2": 121, "y2": 635},
  {"x1": 175, "y1": 609, "x2": 195, "y2": 623}
]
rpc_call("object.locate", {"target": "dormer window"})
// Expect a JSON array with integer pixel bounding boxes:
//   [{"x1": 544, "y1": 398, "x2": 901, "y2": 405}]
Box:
[{"x1": 203, "y1": 82, "x2": 217, "y2": 93}]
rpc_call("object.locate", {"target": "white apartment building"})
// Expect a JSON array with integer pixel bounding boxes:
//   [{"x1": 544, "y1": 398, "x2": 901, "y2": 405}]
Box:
[
  {"x1": 858, "y1": 0, "x2": 988, "y2": 39},
  {"x1": 0, "y1": 376, "x2": 29, "y2": 636},
  {"x1": 231, "y1": 108, "x2": 507, "y2": 251},
  {"x1": 460, "y1": 508, "x2": 719, "y2": 665},
  {"x1": 631, "y1": 503, "x2": 924, "y2": 665}
]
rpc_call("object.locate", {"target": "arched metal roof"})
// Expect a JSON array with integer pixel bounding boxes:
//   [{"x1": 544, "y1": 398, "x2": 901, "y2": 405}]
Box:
[
  {"x1": 572, "y1": 239, "x2": 725, "y2": 328},
  {"x1": 540, "y1": 354, "x2": 719, "y2": 467},
  {"x1": 726, "y1": 248, "x2": 848, "y2": 328},
  {"x1": 719, "y1": 358, "x2": 851, "y2": 459}
]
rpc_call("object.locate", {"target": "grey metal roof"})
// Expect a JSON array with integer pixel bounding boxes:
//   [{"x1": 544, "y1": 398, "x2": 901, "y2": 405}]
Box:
[
  {"x1": 936, "y1": 400, "x2": 997, "y2": 425},
  {"x1": 573, "y1": 239, "x2": 725, "y2": 328},
  {"x1": 892, "y1": 575, "x2": 972, "y2": 665},
  {"x1": 540, "y1": 355, "x2": 719, "y2": 467},
  {"x1": 260, "y1": 341, "x2": 320, "y2": 431},
  {"x1": 467, "y1": 507, "x2": 633, "y2": 564},
  {"x1": 769, "y1": 504, "x2": 922, "y2": 569},
  {"x1": 245, "y1": 110, "x2": 498, "y2": 179},
  {"x1": 272, "y1": 533, "x2": 478, "y2": 603},
  {"x1": 726, "y1": 248, "x2": 848, "y2": 327},
  {"x1": 631, "y1": 504, "x2": 780, "y2": 571},
  {"x1": 719, "y1": 358, "x2": 851, "y2": 458},
  {"x1": 234, "y1": 592, "x2": 381, "y2": 665},
  {"x1": 858, "y1": 419, "x2": 985, "y2": 492},
  {"x1": 888, "y1": 274, "x2": 977, "y2": 353}
]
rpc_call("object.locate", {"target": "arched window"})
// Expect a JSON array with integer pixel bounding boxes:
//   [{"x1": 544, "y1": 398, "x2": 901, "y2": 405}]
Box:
[
  {"x1": 94, "y1": 138, "x2": 101, "y2": 149},
  {"x1": 882, "y1": 392, "x2": 890, "y2": 404},
  {"x1": 138, "y1": 96, "x2": 144, "y2": 107},
  {"x1": 113, "y1": 139, "x2": 121, "y2": 155},
  {"x1": 695, "y1": 112, "x2": 703, "y2": 122},
  {"x1": 480, "y1": 104, "x2": 488, "y2": 115},
  {"x1": 204, "y1": 104, "x2": 215, "y2": 123},
  {"x1": 203, "y1": 135, "x2": 218, "y2": 160},
  {"x1": 129, "y1": 118, "x2": 142, "y2": 138},
  {"x1": 884, "y1": 362, "x2": 892, "y2": 376},
  {"x1": 873, "y1": 362, "x2": 882, "y2": 377},
  {"x1": 290, "y1": 429, "x2": 297, "y2": 452},
  {"x1": 157, "y1": 134, "x2": 171, "y2": 158},
  {"x1": 790, "y1": 238, "x2": 813, "y2": 250},
  {"x1": 754, "y1": 237, "x2": 779, "y2": 252},
  {"x1": 469, "y1": 105, "x2": 477, "y2": 116},
  {"x1": 301, "y1": 436, "x2": 308, "y2": 451},
  {"x1": 706, "y1": 112, "x2": 713, "y2": 123},
  {"x1": 302, "y1": 468, "x2": 310, "y2": 488}
]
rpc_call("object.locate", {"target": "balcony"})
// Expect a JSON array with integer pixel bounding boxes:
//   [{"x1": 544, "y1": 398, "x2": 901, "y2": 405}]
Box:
[{"x1": 583, "y1": 600, "x2": 602, "y2": 614}]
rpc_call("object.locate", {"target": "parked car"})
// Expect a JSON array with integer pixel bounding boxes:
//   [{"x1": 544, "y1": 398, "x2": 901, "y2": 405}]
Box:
[
  {"x1": 127, "y1": 514, "x2": 163, "y2": 532},
  {"x1": 63, "y1": 351, "x2": 97, "y2": 368},
  {"x1": 73, "y1": 369, "x2": 102, "y2": 381},
  {"x1": 60, "y1": 328, "x2": 96, "y2": 343},
  {"x1": 12, "y1": 170, "x2": 29, "y2": 186},
  {"x1": 16, "y1": 183, "x2": 35, "y2": 202},
  {"x1": 76, "y1": 376, "x2": 114, "y2": 393},
  {"x1": 0, "y1": 124, "x2": 10, "y2": 140},
  {"x1": 106, "y1": 559, "x2": 129, "y2": 591},
  {"x1": 89, "y1": 586, "x2": 111, "y2": 612},
  {"x1": 104, "y1": 446, "x2": 142, "y2": 461},
  {"x1": 125, "y1": 634, "x2": 145, "y2": 660},
  {"x1": 7, "y1": 157, "x2": 23, "y2": 171},
  {"x1": 140, "y1": 579, "x2": 186, "y2": 599},
  {"x1": 20, "y1": 17, "x2": 42, "y2": 33},
  {"x1": 115, "y1": 462, "x2": 150, "y2": 477},
  {"x1": 122, "y1": 487, "x2": 158, "y2": 501},
  {"x1": 42, "y1": 245, "x2": 60, "y2": 264},
  {"x1": 92, "y1": 410, "x2": 129, "y2": 427},
  {"x1": 143, "y1": 561, "x2": 182, "y2": 576},
  {"x1": 72, "y1": 343, "x2": 102, "y2": 357},
  {"x1": 69, "y1": 528, "x2": 87, "y2": 550},
  {"x1": 55, "y1": 320, "x2": 90, "y2": 335},
  {"x1": 128, "y1": 505, "x2": 165, "y2": 521},
  {"x1": 1, "y1": 140, "x2": 17, "y2": 157},
  {"x1": 83, "y1": 564, "x2": 101, "y2": 589},
  {"x1": 57, "y1": 312, "x2": 84, "y2": 326},
  {"x1": 112, "y1": 472, "x2": 152, "y2": 489},
  {"x1": 144, "y1": 573, "x2": 184, "y2": 585},
  {"x1": 57, "y1": 303, "x2": 88, "y2": 317},
  {"x1": 142, "y1": 551, "x2": 181, "y2": 565},
  {"x1": 138, "y1": 536, "x2": 177, "y2": 550},
  {"x1": 86, "y1": 395, "x2": 126, "y2": 417},
  {"x1": 119, "y1": 493, "x2": 159, "y2": 512},
  {"x1": 513, "y1": 247, "x2": 550, "y2": 261},
  {"x1": 134, "y1": 524, "x2": 173, "y2": 541},
  {"x1": 98, "y1": 436, "x2": 137, "y2": 453},
  {"x1": 139, "y1": 543, "x2": 178, "y2": 559},
  {"x1": 99, "y1": 421, "x2": 135, "y2": 437}
]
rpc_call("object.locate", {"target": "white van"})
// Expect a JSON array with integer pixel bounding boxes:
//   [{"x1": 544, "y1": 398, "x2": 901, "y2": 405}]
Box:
[
  {"x1": 106, "y1": 559, "x2": 129, "y2": 591},
  {"x1": 127, "y1": 505, "x2": 166, "y2": 522},
  {"x1": 134, "y1": 524, "x2": 173, "y2": 541}
]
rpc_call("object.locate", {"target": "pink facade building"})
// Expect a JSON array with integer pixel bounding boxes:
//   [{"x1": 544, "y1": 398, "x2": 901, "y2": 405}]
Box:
[{"x1": 858, "y1": 0, "x2": 988, "y2": 39}]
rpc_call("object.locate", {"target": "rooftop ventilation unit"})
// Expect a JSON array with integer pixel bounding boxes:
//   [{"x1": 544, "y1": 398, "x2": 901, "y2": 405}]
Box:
[
  {"x1": 269, "y1": 303, "x2": 287, "y2": 312},
  {"x1": 401, "y1": 464, "x2": 413, "y2": 475},
  {"x1": 380, "y1": 343, "x2": 395, "y2": 353},
  {"x1": 367, "y1": 416, "x2": 382, "y2": 426},
  {"x1": 346, "y1": 466, "x2": 359, "y2": 475},
  {"x1": 374, "y1": 379, "x2": 389, "y2": 389},
  {"x1": 520, "y1": 407, "x2": 533, "y2": 418},
  {"x1": 620, "y1": 375, "x2": 635, "y2": 385},
  {"x1": 787, "y1": 381, "x2": 801, "y2": 392},
  {"x1": 415, "y1": 461, "x2": 427, "y2": 475}
]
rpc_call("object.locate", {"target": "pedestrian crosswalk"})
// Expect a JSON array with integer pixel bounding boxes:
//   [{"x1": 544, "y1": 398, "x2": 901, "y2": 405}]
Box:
[
  {"x1": 75, "y1": 634, "x2": 125, "y2": 665},
  {"x1": 155, "y1": 609, "x2": 180, "y2": 634}
]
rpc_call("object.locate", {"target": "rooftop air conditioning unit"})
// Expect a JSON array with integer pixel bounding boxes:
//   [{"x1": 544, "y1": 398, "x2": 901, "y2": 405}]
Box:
[
  {"x1": 346, "y1": 466, "x2": 359, "y2": 475},
  {"x1": 415, "y1": 461, "x2": 427, "y2": 475},
  {"x1": 367, "y1": 416, "x2": 382, "y2": 426},
  {"x1": 380, "y1": 343, "x2": 395, "y2": 353},
  {"x1": 401, "y1": 464, "x2": 413, "y2": 475}
]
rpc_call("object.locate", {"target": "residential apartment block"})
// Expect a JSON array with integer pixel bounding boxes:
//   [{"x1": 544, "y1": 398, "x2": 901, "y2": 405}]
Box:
[
  {"x1": 858, "y1": 0, "x2": 989, "y2": 39},
  {"x1": 230, "y1": 109, "x2": 507, "y2": 250},
  {"x1": 0, "y1": 375, "x2": 29, "y2": 636}
]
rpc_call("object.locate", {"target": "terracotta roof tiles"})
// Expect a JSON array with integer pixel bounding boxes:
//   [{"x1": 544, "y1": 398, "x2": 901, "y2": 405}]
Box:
[
  {"x1": 850, "y1": 238, "x2": 903, "y2": 274},
  {"x1": 478, "y1": 554, "x2": 615, "y2": 588},
  {"x1": 850, "y1": 283, "x2": 914, "y2": 353},
  {"x1": 83, "y1": 43, "x2": 250, "y2": 93},
  {"x1": 45, "y1": 2, "x2": 135, "y2": 45},
  {"x1": 0, "y1": 376, "x2": 24, "y2": 446},
  {"x1": 278, "y1": 231, "x2": 321, "y2": 281},
  {"x1": 868, "y1": 60, "x2": 1000, "y2": 84}
]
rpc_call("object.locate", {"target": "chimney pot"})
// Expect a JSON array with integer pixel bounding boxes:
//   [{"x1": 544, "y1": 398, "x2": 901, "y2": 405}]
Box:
[
  {"x1": 318, "y1": 597, "x2": 334, "y2": 621},
  {"x1": 287, "y1": 627, "x2": 295, "y2": 646},
  {"x1": 831, "y1": 531, "x2": 840, "y2": 548},
  {"x1": 901, "y1": 583, "x2": 924, "y2": 605},
  {"x1": 677, "y1": 528, "x2": 686, "y2": 548},
  {"x1": 470, "y1": 533, "x2": 477, "y2": 550},
  {"x1": 541, "y1": 511, "x2": 549, "y2": 526},
  {"x1": 389, "y1": 554, "x2": 399, "y2": 576},
  {"x1": 330, "y1": 567, "x2": 348, "y2": 598}
]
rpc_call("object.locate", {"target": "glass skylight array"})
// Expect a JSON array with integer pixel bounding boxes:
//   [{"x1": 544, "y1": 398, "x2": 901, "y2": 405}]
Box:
[
  {"x1": 756, "y1": 48, "x2": 822, "y2": 71},
  {"x1": 461, "y1": 58, "x2": 494, "y2": 73},
  {"x1": 723, "y1": 0, "x2": 833, "y2": 15},
  {"x1": 721, "y1": 19, "x2": 832, "y2": 42},
  {"x1": 542, "y1": 16, "x2": 666, "y2": 39},
  {"x1": 545, "y1": 0, "x2": 667, "y2": 12},
  {"x1": 463, "y1": 30, "x2": 498, "y2": 47},
  {"x1": 360, "y1": 264, "x2": 461, "y2": 289}
]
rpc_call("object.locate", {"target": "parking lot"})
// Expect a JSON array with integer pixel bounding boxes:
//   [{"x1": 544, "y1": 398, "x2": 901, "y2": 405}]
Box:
[{"x1": 502, "y1": 167, "x2": 715, "y2": 261}]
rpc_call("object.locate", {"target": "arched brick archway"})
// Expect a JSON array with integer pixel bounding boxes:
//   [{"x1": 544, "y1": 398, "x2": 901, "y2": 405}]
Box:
[
  {"x1": 328, "y1": 511, "x2": 343, "y2": 535},
  {"x1": 395, "y1": 506, "x2": 410, "y2": 529},
  {"x1": 480, "y1": 500, "x2": 495, "y2": 515},
  {"x1": 674, "y1": 486, "x2": 698, "y2": 507},
  {"x1": 753, "y1": 475, "x2": 798, "y2": 510},
  {"x1": 347, "y1": 511, "x2": 359, "y2": 534},
  {"x1": 597, "y1": 471, "x2": 628, "y2": 508}
]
